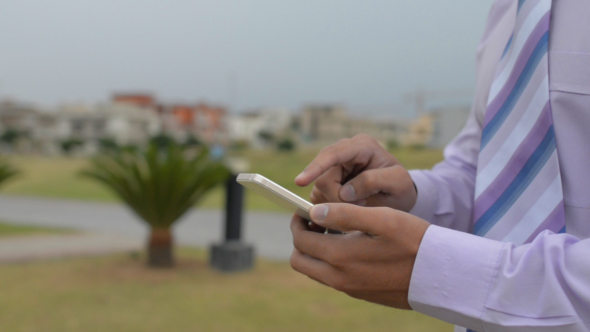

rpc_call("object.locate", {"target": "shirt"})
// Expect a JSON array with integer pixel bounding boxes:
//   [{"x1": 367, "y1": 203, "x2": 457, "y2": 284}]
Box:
[{"x1": 407, "y1": 0, "x2": 590, "y2": 331}]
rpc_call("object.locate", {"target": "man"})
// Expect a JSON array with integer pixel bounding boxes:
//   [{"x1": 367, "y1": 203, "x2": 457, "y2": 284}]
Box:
[{"x1": 289, "y1": 0, "x2": 590, "y2": 331}]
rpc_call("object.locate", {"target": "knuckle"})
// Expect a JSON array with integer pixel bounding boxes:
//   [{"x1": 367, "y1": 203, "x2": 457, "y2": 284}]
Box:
[
  {"x1": 314, "y1": 176, "x2": 329, "y2": 189},
  {"x1": 336, "y1": 138, "x2": 350, "y2": 146},
  {"x1": 362, "y1": 172, "x2": 378, "y2": 191},
  {"x1": 292, "y1": 235, "x2": 304, "y2": 252},
  {"x1": 289, "y1": 252, "x2": 301, "y2": 271},
  {"x1": 324, "y1": 246, "x2": 346, "y2": 267},
  {"x1": 376, "y1": 207, "x2": 398, "y2": 233},
  {"x1": 354, "y1": 133, "x2": 376, "y2": 144},
  {"x1": 319, "y1": 143, "x2": 337, "y2": 156}
]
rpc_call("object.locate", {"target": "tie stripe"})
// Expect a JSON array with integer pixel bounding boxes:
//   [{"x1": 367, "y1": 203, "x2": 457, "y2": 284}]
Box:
[
  {"x1": 482, "y1": 150, "x2": 561, "y2": 240},
  {"x1": 475, "y1": 126, "x2": 557, "y2": 235},
  {"x1": 473, "y1": 0, "x2": 565, "y2": 245},
  {"x1": 482, "y1": 27, "x2": 549, "y2": 147},
  {"x1": 474, "y1": 101, "x2": 552, "y2": 214},
  {"x1": 487, "y1": 0, "x2": 549, "y2": 105},
  {"x1": 465, "y1": 2, "x2": 564, "y2": 332},
  {"x1": 474, "y1": 71, "x2": 548, "y2": 175}
]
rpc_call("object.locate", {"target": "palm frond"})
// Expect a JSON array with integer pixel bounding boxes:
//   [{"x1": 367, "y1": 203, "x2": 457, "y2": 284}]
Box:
[{"x1": 81, "y1": 142, "x2": 230, "y2": 229}]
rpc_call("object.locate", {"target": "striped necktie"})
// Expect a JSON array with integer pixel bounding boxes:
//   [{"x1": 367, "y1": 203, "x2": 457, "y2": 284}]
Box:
[{"x1": 466, "y1": 1, "x2": 565, "y2": 330}]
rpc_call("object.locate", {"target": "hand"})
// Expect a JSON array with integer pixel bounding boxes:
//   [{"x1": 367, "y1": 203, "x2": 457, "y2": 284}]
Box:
[
  {"x1": 290, "y1": 203, "x2": 430, "y2": 309},
  {"x1": 295, "y1": 134, "x2": 417, "y2": 212}
]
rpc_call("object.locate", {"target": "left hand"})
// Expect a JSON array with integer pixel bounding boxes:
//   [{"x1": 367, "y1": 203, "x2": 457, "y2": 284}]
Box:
[{"x1": 290, "y1": 203, "x2": 430, "y2": 309}]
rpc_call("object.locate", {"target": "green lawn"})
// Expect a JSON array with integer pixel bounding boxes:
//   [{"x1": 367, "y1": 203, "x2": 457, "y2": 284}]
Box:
[
  {"x1": 0, "y1": 221, "x2": 71, "y2": 237},
  {"x1": 0, "y1": 249, "x2": 452, "y2": 332},
  {"x1": 2, "y1": 148, "x2": 443, "y2": 211}
]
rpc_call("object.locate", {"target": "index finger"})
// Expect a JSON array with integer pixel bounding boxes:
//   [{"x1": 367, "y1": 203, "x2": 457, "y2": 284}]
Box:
[{"x1": 295, "y1": 139, "x2": 362, "y2": 187}]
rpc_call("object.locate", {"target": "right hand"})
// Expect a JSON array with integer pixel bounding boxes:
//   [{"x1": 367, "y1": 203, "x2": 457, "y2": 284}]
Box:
[{"x1": 295, "y1": 134, "x2": 417, "y2": 212}]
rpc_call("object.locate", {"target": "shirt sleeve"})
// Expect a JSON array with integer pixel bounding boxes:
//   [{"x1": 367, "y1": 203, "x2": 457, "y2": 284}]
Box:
[
  {"x1": 408, "y1": 107, "x2": 482, "y2": 233},
  {"x1": 408, "y1": 225, "x2": 590, "y2": 331}
]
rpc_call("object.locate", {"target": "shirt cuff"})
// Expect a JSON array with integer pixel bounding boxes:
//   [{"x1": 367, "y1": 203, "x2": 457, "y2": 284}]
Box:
[
  {"x1": 408, "y1": 225, "x2": 506, "y2": 331},
  {"x1": 408, "y1": 170, "x2": 438, "y2": 222}
]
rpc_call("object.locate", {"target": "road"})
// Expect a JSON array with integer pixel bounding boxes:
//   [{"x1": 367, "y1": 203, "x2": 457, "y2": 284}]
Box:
[{"x1": 0, "y1": 195, "x2": 295, "y2": 261}]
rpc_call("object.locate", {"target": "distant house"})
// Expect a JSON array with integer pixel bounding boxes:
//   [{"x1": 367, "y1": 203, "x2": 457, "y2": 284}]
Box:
[
  {"x1": 0, "y1": 100, "x2": 38, "y2": 137},
  {"x1": 111, "y1": 93, "x2": 228, "y2": 144},
  {"x1": 112, "y1": 93, "x2": 157, "y2": 109},
  {"x1": 56, "y1": 103, "x2": 161, "y2": 154},
  {"x1": 399, "y1": 103, "x2": 471, "y2": 149},
  {"x1": 228, "y1": 107, "x2": 292, "y2": 148},
  {"x1": 427, "y1": 104, "x2": 471, "y2": 149},
  {"x1": 0, "y1": 100, "x2": 56, "y2": 153},
  {"x1": 301, "y1": 105, "x2": 349, "y2": 144},
  {"x1": 401, "y1": 114, "x2": 434, "y2": 147},
  {"x1": 300, "y1": 104, "x2": 403, "y2": 147},
  {"x1": 193, "y1": 104, "x2": 227, "y2": 143},
  {"x1": 160, "y1": 103, "x2": 227, "y2": 144}
]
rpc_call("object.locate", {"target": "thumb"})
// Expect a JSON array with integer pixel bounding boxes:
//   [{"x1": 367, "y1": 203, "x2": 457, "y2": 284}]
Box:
[
  {"x1": 309, "y1": 203, "x2": 389, "y2": 234},
  {"x1": 338, "y1": 166, "x2": 407, "y2": 202}
]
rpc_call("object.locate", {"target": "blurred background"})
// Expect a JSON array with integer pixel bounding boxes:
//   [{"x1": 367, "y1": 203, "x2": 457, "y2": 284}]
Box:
[{"x1": 0, "y1": 1, "x2": 493, "y2": 331}]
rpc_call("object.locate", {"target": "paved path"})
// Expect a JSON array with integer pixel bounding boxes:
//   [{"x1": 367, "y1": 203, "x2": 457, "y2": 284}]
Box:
[
  {"x1": 0, "y1": 233, "x2": 143, "y2": 263},
  {"x1": 0, "y1": 195, "x2": 295, "y2": 261}
]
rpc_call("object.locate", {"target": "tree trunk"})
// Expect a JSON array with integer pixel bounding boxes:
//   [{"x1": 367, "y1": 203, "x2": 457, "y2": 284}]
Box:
[{"x1": 147, "y1": 228, "x2": 174, "y2": 267}]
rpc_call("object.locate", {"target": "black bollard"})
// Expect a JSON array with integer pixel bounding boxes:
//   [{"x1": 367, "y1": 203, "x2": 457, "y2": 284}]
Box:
[
  {"x1": 209, "y1": 174, "x2": 255, "y2": 272},
  {"x1": 225, "y1": 174, "x2": 244, "y2": 241}
]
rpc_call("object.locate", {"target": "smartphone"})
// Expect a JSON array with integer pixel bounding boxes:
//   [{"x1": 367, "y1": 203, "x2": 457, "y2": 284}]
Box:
[{"x1": 237, "y1": 173, "x2": 313, "y2": 220}]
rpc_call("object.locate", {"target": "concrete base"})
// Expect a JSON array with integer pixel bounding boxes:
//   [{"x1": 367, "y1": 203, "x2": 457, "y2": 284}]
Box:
[{"x1": 209, "y1": 241, "x2": 255, "y2": 273}]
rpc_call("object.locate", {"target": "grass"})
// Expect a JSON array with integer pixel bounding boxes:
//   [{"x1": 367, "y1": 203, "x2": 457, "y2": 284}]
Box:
[
  {"x1": 0, "y1": 221, "x2": 71, "y2": 237},
  {"x1": 1, "y1": 148, "x2": 443, "y2": 211},
  {"x1": 0, "y1": 248, "x2": 452, "y2": 332}
]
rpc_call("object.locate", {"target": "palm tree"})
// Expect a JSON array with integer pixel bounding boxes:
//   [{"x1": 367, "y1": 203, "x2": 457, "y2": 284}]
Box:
[{"x1": 81, "y1": 142, "x2": 230, "y2": 267}]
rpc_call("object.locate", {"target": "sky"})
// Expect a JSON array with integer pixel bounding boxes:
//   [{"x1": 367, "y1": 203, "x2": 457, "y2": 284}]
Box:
[{"x1": 0, "y1": 0, "x2": 494, "y2": 116}]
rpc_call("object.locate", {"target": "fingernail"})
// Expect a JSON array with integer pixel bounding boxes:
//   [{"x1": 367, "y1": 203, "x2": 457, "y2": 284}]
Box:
[
  {"x1": 340, "y1": 184, "x2": 356, "y2": 201},
  {"x1": 311, "y1": 204, "x2": 329, "y2": 222},
  {"x1": 357, "y1": 199, "x2": 367, "y2": 207}
]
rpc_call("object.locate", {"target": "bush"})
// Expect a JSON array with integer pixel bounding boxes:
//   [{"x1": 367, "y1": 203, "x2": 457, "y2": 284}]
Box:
[
  {"x1": 0, "y1": 129, "x2": 22, "y2": 145},
  {"x1": 149, "y1": 134, "x2": 176, "y2": 150},
  {"x1": 258, "y1": 131, "x2": 274, "y2": 145},
  {"x1": 60, "y1": 139, "x2": 84, "y2": 154},
  {"x1": 230, "y1": 140, "x2": 249, "y2": 151},
  {"x1": 387, "y1": 139, "x2": 400, "y2": 150},
  {"x1": 98, "y1": 138, "x2": 119, "y2": 152},
  {"x1": 277, "y1": 138, "x2": 296, "y2": 152},
  {"x1": 184, "y1": 134, "x2": 202, "y2": 148}
]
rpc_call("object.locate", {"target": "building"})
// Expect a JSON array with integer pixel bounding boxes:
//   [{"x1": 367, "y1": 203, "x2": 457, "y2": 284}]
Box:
[
  {"x1": 112, "y1": 93, "x2": 157, "y2": 109},
  {"x1": 427, "y1": 104, "x2": 471, "y2": 148},
  {"x1": 398, "y1": 103, "x2": 470, "y2": 148},
  {"x1": 0, "y1": 100, "x2": 38, "y2": 136},
  {"x1": 228, "y1": 107, "x2": 292, "y2": 148},
  {"x1": 193, "y1": 103, "x2": 227, "y2": 143},
  {"x1": 159, "y1": 103, "x2": 227, "y2": 143},
  {"x1": 56, "y1": 103, "x2": 161, "y2": 154},
  {"x1": 301, "y1": 105, "x2": 350, "y2": 144},
  {"x1": 401, "y1": 114, "x2": 434, "y2": 147},
  {"x1": 110, "y1": 93, "x2": 228, "y2": 144},
  {"x1": 0, "y1": 100, "x2": 58, "y2": 153},
  {"x1": 300, "y1": 104, "x2": 404, "y2": 147}
]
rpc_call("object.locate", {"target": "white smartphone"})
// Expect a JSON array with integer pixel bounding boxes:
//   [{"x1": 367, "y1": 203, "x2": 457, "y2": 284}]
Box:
[{"x1": 237, "y1": 173, "x2": 313, "y2": 220}]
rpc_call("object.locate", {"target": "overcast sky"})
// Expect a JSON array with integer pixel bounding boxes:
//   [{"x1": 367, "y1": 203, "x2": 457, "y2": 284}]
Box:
[{"x1": 1, "y1": 0, "x2": 494, "y2": 116}]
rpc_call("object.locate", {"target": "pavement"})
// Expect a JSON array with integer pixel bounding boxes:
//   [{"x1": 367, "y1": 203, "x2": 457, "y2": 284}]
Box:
[
  {"x1": 0, "y1": 233, "x2": 143, "y2": 263},
  {"x1": 0, "y1": 195, "x2": 295, "y2": 263}
]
